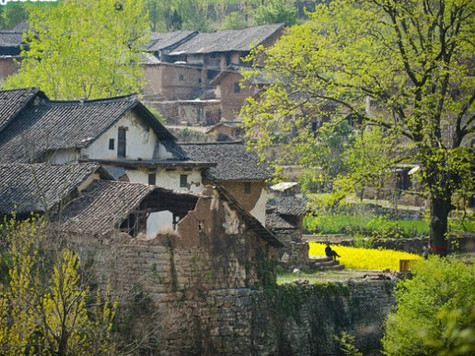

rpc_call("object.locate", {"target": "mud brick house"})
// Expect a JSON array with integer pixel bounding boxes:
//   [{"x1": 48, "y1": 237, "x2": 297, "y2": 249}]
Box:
[
  {"x1": 0, "y1": 31, "x2": 24, "y2": 84},
  {"x1": 145, "y1": 30, "x2": 198, "y2": 62},
  {"x1": 166, "y1": 24, "x2": 284, "y2": 75},
  {"x1": 210, "y1": 64, "x2": 272, "y2": 121},
  {"x1": 179, "y1": 141, "x2": 271, "y2": 225},
  {"x1": 206, "y1": 121, "x2": 243, "y2": 141}
]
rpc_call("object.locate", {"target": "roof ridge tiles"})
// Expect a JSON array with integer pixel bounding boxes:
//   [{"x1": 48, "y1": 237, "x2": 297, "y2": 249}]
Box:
[
  {"x1": 44, "y1": 93, "x2": 138, "y2": 105},
  {"x1": 178, "y1": 140, "x2": 244, "y2": 146}
]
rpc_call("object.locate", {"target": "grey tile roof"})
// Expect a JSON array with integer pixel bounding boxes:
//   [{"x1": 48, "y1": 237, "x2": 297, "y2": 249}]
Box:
[
  {"x1": 276, "y1": 196, "x2": 308, "y2": 216},
  {"x1": 0, "y1": 163, "x2": 103, "y2": 215},
  {"x1": 146, "y1": 30, "x2": 198, "y2": 52},
  {"x1": 57, "y1": 180, "x2": 156, "y2": 235},
  {"x1": 168, "y1": 24, "x2": 284, "y2": 55},
  {"x1": 0, "y1": 92, "x2": 177, "y2": 163},
  {"x1": 0, "y1": 31, "x2": 23, "y2": 47},
  {"x1": 0, "y1": 31, "x2": 24, "y2": 55},
  {"x1": 266, "y1": 210, "x2": 297, "y2": 230},
  {"x1": 0, "y1": 88, "x2": 44, "y2": 134},
  {"x1": 179, "y1": 142, "x2": 271, "y2": 182}
]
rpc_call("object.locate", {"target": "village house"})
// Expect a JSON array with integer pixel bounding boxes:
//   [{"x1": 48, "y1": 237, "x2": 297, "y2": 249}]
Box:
[
  {"x1": 0, "y1": 88, "x2": 272, "y2": 223},
  {"x1": 143, "y1": 24, "x2": 284, "y2": 126},
  {"x1": 0, "y1": 88, "x2": 215, "y2": 193},
  {"x1": 165, "y1": 24, "x2": 284, "y2": 74},
  {"x1": 0, "y1": 30, "x2": 24, "y2": 85},
  {"x1": 206, "y1": 121, "x2": 243, "y2": 141},
  {"x1": 179, "y1": 141, "x2": 271, "y2": 225}
]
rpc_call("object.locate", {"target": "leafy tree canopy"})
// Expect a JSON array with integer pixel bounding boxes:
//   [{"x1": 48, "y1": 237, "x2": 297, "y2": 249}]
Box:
[
  {"x1": 2, "y1": 0, "x2": 149, "y2": 100},
  {"x1": 242, "y1": 0, "x2": 475, "y2": 251},
  {"x1": 255, "y1": 0, "x2": 297, "y2": 26},
  {"x1": 0, "y1": 216, "x2": 118, "y2": 356},
  {"x1": 382, "y1": 257, "x2": 475, "y2": 356}
]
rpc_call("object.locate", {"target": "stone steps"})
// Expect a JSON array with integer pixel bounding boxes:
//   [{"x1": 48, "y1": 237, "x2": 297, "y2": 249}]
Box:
[{"x1": 308, "y1": 255, "x2": 345, "y2": 271}]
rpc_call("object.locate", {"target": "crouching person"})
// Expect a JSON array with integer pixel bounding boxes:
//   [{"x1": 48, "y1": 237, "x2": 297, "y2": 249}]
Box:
[{"x1": 325, "y1": 242, "x2": 341, "y2": 261}]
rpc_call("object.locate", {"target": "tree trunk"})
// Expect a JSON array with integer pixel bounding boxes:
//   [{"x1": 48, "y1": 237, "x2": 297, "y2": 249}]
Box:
[{"x1": 429, "y1": 195, "x2": 451, "y2": 256}]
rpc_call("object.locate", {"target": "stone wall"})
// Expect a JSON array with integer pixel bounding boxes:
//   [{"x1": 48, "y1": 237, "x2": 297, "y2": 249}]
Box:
[
  {"x1": 253, "y1": 280, "x2": 396, "y2": 356},
  {"x1": 67, "y1": 228, "x2": 395, "y2": 356}
]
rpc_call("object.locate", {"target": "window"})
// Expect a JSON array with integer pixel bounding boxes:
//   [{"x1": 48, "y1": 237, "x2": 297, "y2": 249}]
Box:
[
  {"x1": 234, "y1": 82, "x2": 241, "y2": 93},
  {"x1": 180, "y1": 174, "x2": 188, "y2": 188},
  {"x1": 148, "y1": 173, "x2": 156, "y2": 185},
  {"x1": 311, "y1": 122, "x2": 318, "y2": 132},
  {"x1": 108, "y1": 138, "x2": 114, "y2": 150},
  {"x1": 117, "y1": 127, "x2": 127, "y2": 158},
  {"x1": 179, "y1": 74, "x2": 184, "y2": 81},
  {"x1": 244, "y1": 182, "x2": 251, "y2": 194}
]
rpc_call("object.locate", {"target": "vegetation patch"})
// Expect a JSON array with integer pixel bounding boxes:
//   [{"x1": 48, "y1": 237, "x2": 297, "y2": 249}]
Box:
[
  {"x1": 304, "y1": 213, "x2": 475, "y2": 239},
  {"x1": 309, "y1": 243, "x2": 422, "y2": 271}
]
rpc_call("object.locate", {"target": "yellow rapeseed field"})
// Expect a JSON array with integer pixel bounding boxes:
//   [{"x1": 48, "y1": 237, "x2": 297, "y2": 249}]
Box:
[{"x1": 308, "y1": 242, "x2": 422, "y2": 271}]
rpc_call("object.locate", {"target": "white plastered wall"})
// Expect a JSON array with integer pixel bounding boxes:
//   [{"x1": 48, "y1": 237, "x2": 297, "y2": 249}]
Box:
[
  {"x1": 126, "y1": 168, "x2": 204, "y2": 193},
  {"x1": 146, "y1": 210, "x2": 174, "y2": 238},
  {"x1": 82, "y1": 111, "x2": 158, "y2": 161},
  {"x1": 249, "y1": 187, "x2": 268, "y2": 225}
]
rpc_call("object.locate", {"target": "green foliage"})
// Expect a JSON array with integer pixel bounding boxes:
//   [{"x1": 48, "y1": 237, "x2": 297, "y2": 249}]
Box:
[
  {"x1": 0, "y1": 4, "x2": 28, "y2": 30},
  {"x1": 2, "y1": 0, "x2": 149, "y2": 100},
  {"x1": 382, "y1": 257, "x2": 475, "y2": 356},
  {"x1": 255, "y1": 0, "x2": 297, "y2": 26},
  {"x1": 219, "y1": 11, "x2": 247, "y2": 30},
  {"x1": 242, "y1": 0, "x2": 475, "y2": 250},
  {"x1": 337, "y1": 332, "x2": 363, "y2": 356},
  {"x1": 304, "y1": 213, "x2": 430, "y2": 238},
  {"x1": 0, "y1": 217, "x2": 118, "y2": 356}
]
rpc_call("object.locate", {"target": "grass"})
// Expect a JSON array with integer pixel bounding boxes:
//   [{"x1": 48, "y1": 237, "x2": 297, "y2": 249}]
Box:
[
  {"x1": 309, "y1": 242, "x2": 422, "y2": 271},
  {"x1": 304, "y1": 213, "x2": 475, "y2": 238}
]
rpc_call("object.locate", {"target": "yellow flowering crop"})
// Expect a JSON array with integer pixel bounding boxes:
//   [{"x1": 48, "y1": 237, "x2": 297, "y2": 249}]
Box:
[{"x1": 309, "y1": 242, "x2": 422, "y2": 271}]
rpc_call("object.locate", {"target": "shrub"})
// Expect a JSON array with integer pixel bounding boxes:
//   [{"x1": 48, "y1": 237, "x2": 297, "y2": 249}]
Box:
[{"x1": 382, "y1": 257, "x2": 475, "y2": 356}]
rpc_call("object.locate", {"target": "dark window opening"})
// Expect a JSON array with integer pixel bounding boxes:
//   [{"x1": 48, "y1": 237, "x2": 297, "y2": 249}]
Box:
[
  {"x1": 244, "y1": 182, "x2": 251, "y2": 194},
  {"x1": 311, "y1": 122, "x2": 318, "y2": 132},
  {"x1": 225, "y1": 52, "x2": 232, "y2": 66},
  {"x1": 180, "y1": 174, "x2": 188, "y2": 188},
  {"x1": 397, "y1": 171, "x2": 412, "y2": 191},
  {"x1": 120, "y1": 213, "x2": 138, "y2": 237},
  {"x1": 179, "y1": 74, "x2": 184, "y2": 81},
  {"x1": 118, "y1": 127, "x2": 127, "y2": 158},
  {"x1": 109, "y1": 138, "x2": 115, "y2": 150},
  {"x1": 234, "y1": 82, "x2": 241, "y2": 93},
  {"x1": 148, "y1": 173, "x2": 156, "y2": 185}
]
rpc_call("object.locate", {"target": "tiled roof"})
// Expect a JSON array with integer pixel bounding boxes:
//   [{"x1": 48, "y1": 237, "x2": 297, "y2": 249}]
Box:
[
  {"x1": 0, "y1": 88, "x2": 44, "y2": 134},
  {"x1": 266, "y1": 210, "x2": 297, "y2": 230},
  {"x1": 0, "y1": 163, "x2": 103, "y2": 215},
  {"x1": 0, "y1": 31, "x2": 23, "y2": 47},
  {"x1": 0, "y1": 92, "x2": 176, "y2": 163},
  {"x1": 168, "y1": 24, "x2": 284, "y2": 55},
  {"x1": 0, "y1": 31, "x2": 24, "y2": 55},
  {"x1": 179, "y1": 141, "x2": 271, "y2": 182},
  {"x1": 276, "y1": 196, "x2": 308, "y2": 216},
  {"x1": 58, "y1": 180, "x2": 156, "y2": 235},
  {"x1": 146, "y1": 30, "x2": 197, "y2": 52}
]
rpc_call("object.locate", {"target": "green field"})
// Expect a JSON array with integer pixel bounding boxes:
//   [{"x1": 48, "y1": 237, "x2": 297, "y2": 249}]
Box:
[{"x1": 304, "y1": 213, "x2": 475, "y2": 238}]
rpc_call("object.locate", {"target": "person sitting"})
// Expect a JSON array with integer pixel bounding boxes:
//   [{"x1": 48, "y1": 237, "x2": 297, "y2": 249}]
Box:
[{"x1": 325, "y1": 242, "x2": 341, "y2": 261}]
